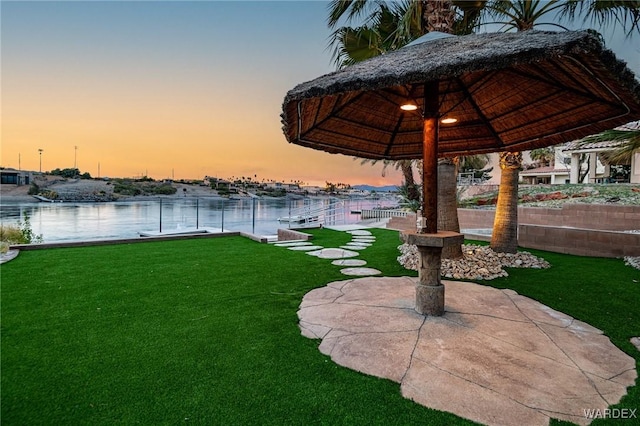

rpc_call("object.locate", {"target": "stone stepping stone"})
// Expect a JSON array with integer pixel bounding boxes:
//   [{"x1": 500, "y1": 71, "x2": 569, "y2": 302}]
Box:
[
  {"x1": 306, "y1": 248, "x2": 359, "y2": 259},
  {"x1": 345, "y1": 242, "x2": 372, "y2": 247},
  {"x1": 352, "y1": 236, "x2": 376, "y2": 242},
  {"x1": 332, "y1": 259, "x2": 367, "y2": 267},
  {"x1": 274, "y1": 241, "x2": 313, "y2": 247},
  {"x1": 340, "y1": 245, "x2": 367, "y2": 251},
  {"x1": 288, "y1": 245, "x2": 324, "y2": 251},
  {"x1": 340, "y1": 267, "x2": 382, "y2": 276},
  {"x1": 347, "y1": 230, "x2": 373, "y2": 236}
]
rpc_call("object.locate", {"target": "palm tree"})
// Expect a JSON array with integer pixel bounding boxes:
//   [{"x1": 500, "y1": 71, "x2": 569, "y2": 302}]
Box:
[
  {"x1": 485, "y1": 0, "x2": 569, "y2": 31},
  {"x1": 487, "y1": 0, "x2": 639, "y2": 34},
  {"x1": 329, "y1": 3, "x2": 416, "y2": 68},
  {"x1": 529, "y1": 147, "x2": 556, "y2": 167},
  {"x1": 490, "y1": 152, "x2": 522, "y2": 253},
  {"x1": 328, "y1": 0, "x2": 486, "y2": 259},
  {"x1": 486, "y1": 0, "x2": 639, "y2": 253},
  {"x1": 360, "y1": 158, "x2": 422, "y2": 206},
  {"x1": 560, "y1": 0, "x2": 640, "y2": 36},
  {"x1": 332, "y1": 4, "x2": 421, "y2": 207},
  {"x1": 579, "y1": 124, "x2": 640, "y2": 164}
]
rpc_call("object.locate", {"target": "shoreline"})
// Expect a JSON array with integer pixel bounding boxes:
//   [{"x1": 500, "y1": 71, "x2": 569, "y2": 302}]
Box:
[{"x1": 0, "y1": 177, "x2": 377, "y2": 204}]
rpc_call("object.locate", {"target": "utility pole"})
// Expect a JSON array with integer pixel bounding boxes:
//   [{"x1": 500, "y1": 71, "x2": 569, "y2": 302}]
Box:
[
  {"x1": 38, "y1": 149, "x2": 43, "y2": 173},
  {"x1": 74, "y1": 146, "x2": 78, "y2": 169}
]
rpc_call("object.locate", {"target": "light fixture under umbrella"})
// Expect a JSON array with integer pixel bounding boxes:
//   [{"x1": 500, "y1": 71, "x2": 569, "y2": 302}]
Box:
[{"x1": 282, "y1": 30, "x2": 640, "y2": 315}]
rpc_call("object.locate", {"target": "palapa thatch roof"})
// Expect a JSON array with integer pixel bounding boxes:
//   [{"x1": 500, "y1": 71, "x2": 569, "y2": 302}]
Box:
[{"x1": 282, "y1": 30, "x2": 640, "y2": 160}]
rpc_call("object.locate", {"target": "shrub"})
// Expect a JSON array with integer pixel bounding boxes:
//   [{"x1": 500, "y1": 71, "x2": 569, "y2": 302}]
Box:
[
  {"x1": 113, "y1": 180, "x2": 142, "y2": 196},
  {"x1": 152, "y1": 184, "x2": 177, "y2": 195},
  {"x1": 40, "y1": 190, "x2": 58, "y2": 200},
  {"x1": 0, "y1": 214, "x2": 43, "y2": 245},
  {"x1": 28, "y1": 183, "x2": 40, "y2": 195}
]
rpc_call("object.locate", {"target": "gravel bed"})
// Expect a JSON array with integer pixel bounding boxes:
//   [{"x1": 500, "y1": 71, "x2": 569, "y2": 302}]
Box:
[{"x1": 398, "y1": 243, "x2": 551, "y2": 280}]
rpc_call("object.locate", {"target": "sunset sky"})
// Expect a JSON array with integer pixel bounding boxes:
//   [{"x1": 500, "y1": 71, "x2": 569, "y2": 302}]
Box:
[{"x1": 2, "y1": 1, "x2": 639, "y2": 187}]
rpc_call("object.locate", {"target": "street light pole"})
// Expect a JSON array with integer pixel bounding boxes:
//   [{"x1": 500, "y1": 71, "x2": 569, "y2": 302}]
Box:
[
  {"x1": 74, "y1": 146, "x2": 78, "y2": 169},
  {"x1": 38, "y1": 149, "x2": 43, "y2": 173}
]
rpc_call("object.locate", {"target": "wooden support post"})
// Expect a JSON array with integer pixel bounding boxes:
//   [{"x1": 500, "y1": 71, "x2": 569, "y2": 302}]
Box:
[{"x1": 421, "y1": 81, "x2": 439, "y2": 234}]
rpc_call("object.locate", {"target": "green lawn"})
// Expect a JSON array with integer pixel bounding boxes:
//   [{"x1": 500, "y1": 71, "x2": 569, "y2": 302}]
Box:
[{"x1": 1, "y1": 228, "x2": 638, "y2": 425}]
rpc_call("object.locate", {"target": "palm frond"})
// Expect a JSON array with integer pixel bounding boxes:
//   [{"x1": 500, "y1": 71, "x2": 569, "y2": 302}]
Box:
[
  {"x1": 560, "y1": 0, "x2": 640, "y2": 37},
  {"x1": 579, "y1": 129, "x2": 640, "y2": 163}
]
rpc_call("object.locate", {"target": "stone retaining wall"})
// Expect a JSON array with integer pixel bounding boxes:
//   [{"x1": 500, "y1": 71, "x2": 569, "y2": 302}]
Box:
[
  {"x1": 277, "y1": 229, "x2": 313, "y2": 241},
  {"x1": 458, "y1": 204, "x2": 640, "y2": 231},
  {"x1": 387, "y1": 204, "x2": 640, "y2": 258},
  {"x1": 518, "y1": 225, "x2": 640, "y2": 257}
]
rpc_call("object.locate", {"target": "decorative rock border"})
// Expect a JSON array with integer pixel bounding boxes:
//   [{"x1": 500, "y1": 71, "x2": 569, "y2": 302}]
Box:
[
  {"x1": 398, "y1": 243, "x2": 550, "y2": 280},
  {"x1": 0, "y1": 250, "x2": 19, "y2": 264}
]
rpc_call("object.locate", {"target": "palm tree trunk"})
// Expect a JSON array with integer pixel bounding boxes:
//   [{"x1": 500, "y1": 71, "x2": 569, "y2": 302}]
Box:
[
  {"x1": 422, "y1": 0, "x2": 456, "y2": 33},
  {"x1": 420, "y1": 1, "x2": 463, "y2": 258},
  {"x1": 437, "y1": 158, "x2": 463, "y2": 258},
  {"x1": 399, "y1": 160, "x2": 420, "y2": 203},
  {"x1": 490, "y1": 152, "x2": 522, "y2": 253}
]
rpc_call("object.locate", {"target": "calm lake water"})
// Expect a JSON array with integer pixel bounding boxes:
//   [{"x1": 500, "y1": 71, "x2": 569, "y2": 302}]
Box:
[{"x1": 0, "y1": 196, "x2": 399, "y2": 243}]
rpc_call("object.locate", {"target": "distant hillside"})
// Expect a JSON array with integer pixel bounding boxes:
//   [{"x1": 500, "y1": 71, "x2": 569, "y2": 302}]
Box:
[{"x1": 353, "y1": 185, "x2": 398, "y2": 192}]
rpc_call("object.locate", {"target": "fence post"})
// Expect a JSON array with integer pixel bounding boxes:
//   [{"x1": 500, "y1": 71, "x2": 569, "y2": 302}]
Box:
[
  {"x1": 252, "y1": 198, "x2": 256, "y2": 234},
  {"x1": 221, "y1": 199, "x2": 225, "y2": 232},
  {"x1": 196, "y1": 198, "x2": 199, "y2": 229},
  {"x1": 159, "y1": 198, "x2": 163, "y2": 233}
]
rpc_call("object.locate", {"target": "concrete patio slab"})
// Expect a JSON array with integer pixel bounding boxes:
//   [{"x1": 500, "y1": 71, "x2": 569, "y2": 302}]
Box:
[{"x1": 298, "y1": 277, "x2": 636, "y2": 426}]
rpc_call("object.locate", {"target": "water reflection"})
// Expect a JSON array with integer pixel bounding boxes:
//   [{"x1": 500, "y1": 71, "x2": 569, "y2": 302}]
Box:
[{"x1": 0, "y1": 196, "x2": 397, "y2": 243}]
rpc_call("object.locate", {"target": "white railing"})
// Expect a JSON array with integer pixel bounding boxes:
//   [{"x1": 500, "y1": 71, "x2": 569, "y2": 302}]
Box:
[
  {"x1": 278, "y1": 198, "x2": 346, "y2": 228},
  {"x1": 360, "y1": 209, "x2": 409, "y2": 219}
]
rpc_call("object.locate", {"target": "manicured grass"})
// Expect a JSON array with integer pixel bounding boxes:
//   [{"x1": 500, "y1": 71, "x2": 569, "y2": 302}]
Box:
[{"x1": 1, "y1": 229, "x2": 638, "y2": 425}]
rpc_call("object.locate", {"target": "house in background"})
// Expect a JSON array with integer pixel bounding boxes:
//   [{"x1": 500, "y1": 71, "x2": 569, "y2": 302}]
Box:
[
  {"x1": 519, "y1": 146, "x2": 589, "y2": 185},
  {"x1": 562, "y1": 139, "x2": 639, "y2": 184},
  {"x1": 516, "y1": 121, "x2": 639, "y2": 185},
  {"x1": 0, "y1": 168, "x2": 31, "y2": 185},
  {"x1": 204, "y1": 176, "x2": 238, "y2": 193}
]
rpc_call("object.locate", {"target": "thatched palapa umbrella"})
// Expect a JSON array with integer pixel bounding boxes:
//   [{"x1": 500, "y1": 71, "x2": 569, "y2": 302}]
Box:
[{"x1": 281, "y1": 30, "x2": 640, "y2": 315}]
